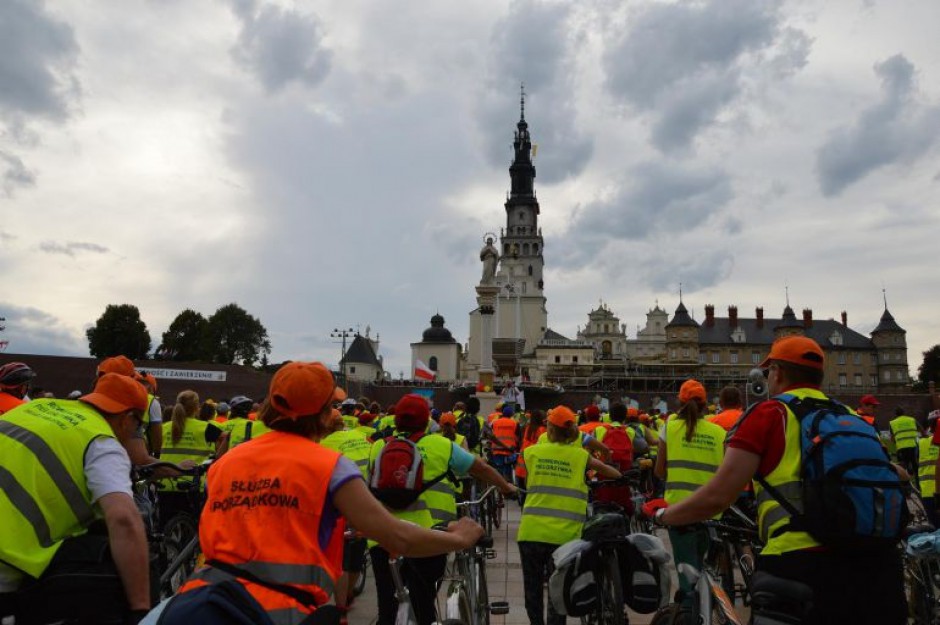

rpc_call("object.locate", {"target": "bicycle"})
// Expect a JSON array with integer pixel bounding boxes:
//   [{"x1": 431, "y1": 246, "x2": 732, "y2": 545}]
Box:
[
  {"x1": 649, "y1": 518, "x2": 761, "y2": 625},
  {"x1": 438, "y1": 486, "x2": 510, "y2": 625},
  {"x1": 133, "y1": 459, "x2": 213, "y2": 600},
  {"x1": 902, "y1": 488, "x2": 940, "y2": 625}
]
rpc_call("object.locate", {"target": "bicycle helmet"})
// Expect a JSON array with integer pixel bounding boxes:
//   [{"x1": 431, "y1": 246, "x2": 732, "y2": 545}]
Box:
[
  {"x1": 0, "y1": 362, "x2": 36, "y2": 388},
  {"x1": 581, "y1": 512, "x2": 627, "y2": 543},
  {"x1": 229, "y1": 395, "x2": 253, "y2": 417}
]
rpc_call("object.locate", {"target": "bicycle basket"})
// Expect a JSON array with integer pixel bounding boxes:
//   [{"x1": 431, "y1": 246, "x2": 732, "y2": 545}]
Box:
[
  {"x1": 581, "y1": 512, "x2": 627, "y2": 543},
  {"x1": 549, "y1": 539, "x2": 597, "y2": 617}
]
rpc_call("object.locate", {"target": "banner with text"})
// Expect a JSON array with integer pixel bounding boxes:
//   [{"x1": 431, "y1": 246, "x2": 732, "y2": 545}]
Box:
[{"x1": 138, "y1": 368, "x2": 227, "y2": 382}]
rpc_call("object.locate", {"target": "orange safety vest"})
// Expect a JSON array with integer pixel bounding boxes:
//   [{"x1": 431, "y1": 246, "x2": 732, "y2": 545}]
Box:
[
  {"x1": 0, "y1": 392, "x2": 25, "y2": 416},
  {"x1": 180, "y1": 431, "x2": 342, "y2": 620},
  {"x1": 491, "y1": 417, "x2": 519, "y2": 456},
  {"x1": 515, "y1": 426, "x2": 546, "y2": 479},
  {"x1": 579, "y1": 421, "x2": 604, "y2": 436}
]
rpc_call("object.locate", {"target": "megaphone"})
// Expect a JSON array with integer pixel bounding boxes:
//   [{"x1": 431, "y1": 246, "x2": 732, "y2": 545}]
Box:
[{"x1": 747, "y1": 368, "x2": 767, "y2": 398}]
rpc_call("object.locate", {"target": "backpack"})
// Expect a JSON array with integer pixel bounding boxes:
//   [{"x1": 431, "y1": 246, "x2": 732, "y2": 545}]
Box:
[
  {"x1": 755, "y1": 393, "x2": 908, "y2": 551},
  {"x1": 602, "y1": 426, "x2": 634, "y2": 470},
  {"x1": 627, "y1": 423, "x2": 650, "y2": 456},
  {"x1": 456, "y1": 414, "x2": 482, "y2": 450},
  {"x1": 155, "y1": 579, "x2": 274, "y2": 625},
  {"x1": 549, "y1": 539, "x2": 597, "y2": 617},
  {"x1": 368, "y1": 434, "x2": 451, "y2": 510}
]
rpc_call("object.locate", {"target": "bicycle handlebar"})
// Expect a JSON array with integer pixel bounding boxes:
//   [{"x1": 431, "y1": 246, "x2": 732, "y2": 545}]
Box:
[
  {"x1": 134, "y1": 459, "x2": 212, "y2": 480},
  {"x1": 457, "y1": 485, "x2": 498, "y2": 508},
  {"x1": 587, "y1": 469, "x2": 640, "y2": 488}
]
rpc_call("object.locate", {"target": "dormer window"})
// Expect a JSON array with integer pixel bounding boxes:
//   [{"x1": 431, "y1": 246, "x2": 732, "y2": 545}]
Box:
[
  {"x1": 731, "y1": 327, "x2": 746, "y2": 343},
  {"x1": 829, "y1": 330, "x2": 843, "y2": 346}
]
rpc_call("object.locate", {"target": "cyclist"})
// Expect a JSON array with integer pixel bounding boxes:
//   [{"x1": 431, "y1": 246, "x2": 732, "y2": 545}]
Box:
[
  {"x1": 146, "y1": 363, "x2": 485, "y2": 624},
  {"x1": 157, "y1": 390, "x2": 225, "y2": 522},
  {"x1": 339, "y1": 397, "x2": 360, "y2": 430},
  {"x1": 514, "y1": 409, "x2": 546, "y2": 503},
  {"x1": 354, "y1": 408, "x2": 379, "y2": 437},
  {"x1": 222, "y1": 394, "x2": 271, "y2": 449},
  {"x1": 0, "y1": 361, "x2": 35, "y2": 414},
  {"x1": 321, "y1": 411, "x2": 373, "y2": 619},
  {"x1": 919, "y1": 412, "x2": 940, "y2": 526},
  {"x1": 486, "y1": 404, "x2": 521, "y2": 482},
  {"x1": 0, "y1": 374, "x2": 151, "y2": 624},
  {"x1": 369, "y1": 393, "x2": 516, "y2": 625},
  {"x1": 578, "y1": 404, "x2": 606, "y2": 439},
  {"x1": 649, "y1": 336, "x2": 907, "y2": 625},
  {"x1": 855, "y1": 394, "x2": 879, "y2": 426},
  {"x1": 212, "y1": 401, "x2": 230, "y2": 425},
  {"x1": 653, "y1": 378, "x2": 726, "y2": 604},
  {"x1": 438, "y1": 411, "x2": 468, "y2": 449},
  {"x1": 455, "y1": 397, "x2": 485, "y2": 453},
  {"x1": 708, "y1": 385, "x2": 744, "y2": 431},
  {"x1": 890, "y1": 406, "x2": 919, "y2": 476},
  {"x1": 517, "y1": 405, "x2": 621, "y2": 625}
]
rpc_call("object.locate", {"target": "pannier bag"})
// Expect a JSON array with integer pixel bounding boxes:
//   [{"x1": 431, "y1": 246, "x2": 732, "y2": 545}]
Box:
[
  {"x1": 619, "y1": 532, "x2": 671, "y2": 614},
  {"x1": 548, "y1": 539, "x2": 597, "y2": 617},
  {"x1": 581, "y1": 512, "x2": 627, "y2": 543}
]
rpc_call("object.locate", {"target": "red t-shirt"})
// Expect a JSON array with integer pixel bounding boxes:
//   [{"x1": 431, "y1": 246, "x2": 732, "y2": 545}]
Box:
[
  {"x1": 727, "y1": 385, "x2": 814, "y2": 478},
  {"x1": 931, "y1": 426, "x2": 940, "y2": 446}
]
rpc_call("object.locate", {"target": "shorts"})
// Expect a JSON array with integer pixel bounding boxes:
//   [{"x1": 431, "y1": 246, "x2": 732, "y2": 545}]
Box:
[{"x1": 343, "y1": 536, "x2": 367, "y2": 572}]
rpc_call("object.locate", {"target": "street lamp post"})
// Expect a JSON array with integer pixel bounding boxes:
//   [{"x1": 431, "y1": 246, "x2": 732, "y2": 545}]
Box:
[{"x1": 331, "y1": 327, "x2": 355, "y2": 392}]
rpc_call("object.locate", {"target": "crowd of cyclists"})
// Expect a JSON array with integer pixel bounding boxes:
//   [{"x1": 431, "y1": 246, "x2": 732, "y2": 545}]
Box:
[{"x1": 1, "y1": 334, "x2": 938, "y2": 625}]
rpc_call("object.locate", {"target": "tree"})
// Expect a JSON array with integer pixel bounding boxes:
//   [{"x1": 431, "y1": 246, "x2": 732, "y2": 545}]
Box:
[
  {"x1": 156, "y1": 309, "x2": 210, "y2": 361},
  {"x1": 204, "y1": 303, "x2": 271, "y2": 367},
  {"x1": 917, "y1": 345, "x2": 940, "y2": 390},
  {"x1": 86, "y1": 304, "x2": 152, "y2": 359}
]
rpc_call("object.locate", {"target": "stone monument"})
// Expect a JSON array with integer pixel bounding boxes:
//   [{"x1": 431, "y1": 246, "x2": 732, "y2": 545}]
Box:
[{"x1": 474, "y1": 234, "x2": 501, "y2": 416}]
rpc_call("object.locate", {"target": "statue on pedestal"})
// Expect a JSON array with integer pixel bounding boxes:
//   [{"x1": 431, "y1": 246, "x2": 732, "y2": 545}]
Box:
[{"x1": 480, "y1": 235, "x2": 499, "y2": 285}]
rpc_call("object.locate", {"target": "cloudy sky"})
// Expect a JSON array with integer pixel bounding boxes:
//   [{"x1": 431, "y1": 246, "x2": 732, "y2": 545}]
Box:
[{"x1": 2, "y1": 0, "x2": 938, "y2": 379}]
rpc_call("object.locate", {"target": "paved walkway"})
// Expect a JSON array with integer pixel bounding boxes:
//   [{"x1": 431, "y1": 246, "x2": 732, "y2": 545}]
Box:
[{"x1": 347, "y1": 501, "x2": 683, "y2": 625}]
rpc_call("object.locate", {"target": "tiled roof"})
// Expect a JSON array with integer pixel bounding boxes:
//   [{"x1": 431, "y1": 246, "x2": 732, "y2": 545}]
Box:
[
  {"x1": 698, "y1": 317, "x2": 874, "y2": 348},
  {"x1": 872, "y1": 308, "x2": 905, "y2": 333},
  {"x1": 666, "y1": 301, "x2": 698, "y2": 328},
  {"x1": 341, "y1": 335, "x2": 381, "y2": 366}
]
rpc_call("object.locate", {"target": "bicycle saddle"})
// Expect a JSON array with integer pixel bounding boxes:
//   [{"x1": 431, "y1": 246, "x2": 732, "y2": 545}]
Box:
[
  {"x1": 903, "y1": 523, "x2": 936, "y2": 539},
  {"x1": 749, "y1": 571, "x2": 813, "y2": 604}
]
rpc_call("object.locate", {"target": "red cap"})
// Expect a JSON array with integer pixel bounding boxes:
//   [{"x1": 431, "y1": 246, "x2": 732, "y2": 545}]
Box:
[
  {"x1": 269, "y1": 361, "x2": 336, "y2": 420},
  {"x1": 584, "y1": 405, "x2": 600, "y2": 420},
  {"x1": 679, "y1": 379, "x2": 706, "y2": 404},
  {"x1": 760, "y1": 336, "x2": 824, "y2": 371},
  {"x1": 548, "y1": 405, "x2": 577, "y2": 427},
  {"x1": 860, "y1": 394, "x2": 880, "y2": 406},
  {"x1": 395, "y1": 394, "x2": 430, "y2": 430},
  {"x1": 80, "y1": 373, "x2": 149, "y2": 415},
  {"x1": 627, "y1": 407, "x2": 639, "y2": 418},
  {"x1": 97, "y1": 355, "x2": 136, "y2": 378},
  {"x1": 358, "y1": 411, "x2": 376, "y2": 425}
]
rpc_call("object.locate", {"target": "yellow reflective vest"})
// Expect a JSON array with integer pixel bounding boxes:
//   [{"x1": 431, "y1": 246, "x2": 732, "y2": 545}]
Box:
[
  {"x1": 754, "y1": 388, "x2": 824, "y2": 556},
  {"x1": 321, "y1": 429, "x2": 372, "y2": 479},
  {"x1": 369, "y1": 434, "x2": 456, "y2": 529},
  {"x1": 158, "y1": 418, "x2": 217, "y2": 491},
  {"x1": 0, "y1": 399, "x2": 115, "y2": 577},
  {"x1": 890, "y1": 415, "x2": 919, "y2": 451},
  {"x1": 918, "y1": 437, "x2": 938, "y2": 498},
  {"x1": 224, "y1": 417, "x2": 271, "y2": 448},
  {"x1": 664, "y1": 417, "x2": 725, "y2": 512},
  {"x1": 517, "y1": 442, "x2": 589, "y2": 544}
]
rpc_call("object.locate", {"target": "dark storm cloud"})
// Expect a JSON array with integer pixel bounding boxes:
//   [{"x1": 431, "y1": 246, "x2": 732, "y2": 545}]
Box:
[
  {"x1": 603, "y1": 0, "x2": 806, "y2": 153},
  {"x1": 1, "y1": 151, "x2": 36, "y2": 197},
  {"x1": 574, "y1": 162, "x2": 733, "y2": 242},
  {"x1": 816, "y1": 54, "x2": 940, "y2": 197},
  {"x1": 477, "y1": 1, "x2": 593, "y2": 183},
  {"x1": 0, "y1": 0, "x2": 79, "y2": 121},
  {"x1": 639, "y1": 248, "x2": 735, "y2": 293},
  {"x1": 38, "y1": 240, "x2": 109, "y2": 257},
  {"x1": 228, "y1": 0, "x2": 332, "y2": 93},
  {"x1": 0, "y1": 302, "x2": 85, "y2": 356}
]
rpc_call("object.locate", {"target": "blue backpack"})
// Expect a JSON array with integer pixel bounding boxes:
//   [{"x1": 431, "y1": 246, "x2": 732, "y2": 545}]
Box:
[{"x1": 755, "y1": 393, "x2": 908, "y2": 551}]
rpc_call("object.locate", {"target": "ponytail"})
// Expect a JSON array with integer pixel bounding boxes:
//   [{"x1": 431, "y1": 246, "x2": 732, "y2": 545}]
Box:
[
  {"x1": 678, "y1": 399, "x2": 703, "y2": 443},
  {"x1": 171, "y1": 390, "x2": 200, "y2": 445}
]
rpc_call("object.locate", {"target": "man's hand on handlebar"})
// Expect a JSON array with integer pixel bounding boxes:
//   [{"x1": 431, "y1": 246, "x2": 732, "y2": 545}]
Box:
[{"x1": 446, "y1": 516, "x2": 486, "y2": 550}]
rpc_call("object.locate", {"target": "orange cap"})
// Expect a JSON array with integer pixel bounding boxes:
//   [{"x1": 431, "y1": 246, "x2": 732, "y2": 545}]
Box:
[
  {"x1": 548, "y1": 405, "x2": 577, "y2": 427},
  {"x1": 679, "y1": 379, "x2": 707, "y2": 404},
  {"x1": 759, "y1": 336, "x2": 824, "y2": 371},
  {"x1": 142, "y1": 373, "x2": 158, "y2": 392},
  {"x1": 439, "y1": 412, "x2": 457, "y2": 427},
  {"x1": 269, "y1": 361, "x2": 336, "y2": 420},
  {"x1": 80, "y1": 373, "x2": 149, "y2": 415},
  {"x1": 627, "y1": 407, "x2": 639, "y2": 418},
  {"x1": 333, "y1": 386, "x2": 347, "y2": 402},
  {"x1": 97, "y1": 355, "x2": 136, "y2": 378}
]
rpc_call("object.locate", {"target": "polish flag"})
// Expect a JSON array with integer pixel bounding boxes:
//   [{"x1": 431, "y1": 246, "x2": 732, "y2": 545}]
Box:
[{"x1": 414, "y1": 360, "x2": 436, "y2": 381}]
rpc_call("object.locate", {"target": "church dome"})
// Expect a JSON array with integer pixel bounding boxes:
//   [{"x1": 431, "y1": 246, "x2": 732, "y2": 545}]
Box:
[{"x1": 422, "y1": 314, "x2": 455, "y2": 343}]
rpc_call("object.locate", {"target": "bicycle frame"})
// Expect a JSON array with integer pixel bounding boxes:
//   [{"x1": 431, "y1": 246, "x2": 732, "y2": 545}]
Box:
[
  {"x1": 389, "y1": 555, "x2": 419, "y2": 625},
  {"x1": 678, "y1": 563, "x2": 745, "y2": 625}
]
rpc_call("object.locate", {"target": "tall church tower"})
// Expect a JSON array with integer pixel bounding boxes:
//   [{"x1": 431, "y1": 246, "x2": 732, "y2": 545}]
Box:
[{"x1": 493, "y1": 87, "x2": 548, "y2": 357}]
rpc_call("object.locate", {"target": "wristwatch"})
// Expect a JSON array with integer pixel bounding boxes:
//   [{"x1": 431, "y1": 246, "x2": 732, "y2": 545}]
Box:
[{"x1": 654, "y1": 508, "x2": 667, "y2": 526}]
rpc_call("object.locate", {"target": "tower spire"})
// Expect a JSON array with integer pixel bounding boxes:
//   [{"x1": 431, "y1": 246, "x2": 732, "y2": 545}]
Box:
[
  {"x1": 883, "y1": 286, "x2": 888, "y2": 310},
  {"x1": 520, "y1": 82, "x2": 526, "y2": 122}
]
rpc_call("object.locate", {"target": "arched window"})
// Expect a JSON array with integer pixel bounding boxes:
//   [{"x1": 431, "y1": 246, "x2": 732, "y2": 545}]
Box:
[
  {"x1": 523, "y1": 243, "x2": 530, "y2": 256},
  {"x1": 533, "y1": 244, "x2": 539, "y2": 253},
  {"x1": 602, "y1": 340, "x2": 612, "y2": 356},
  {"x1": 528, "y1": 265, "x2": 533, "y2": 276},
  {"x1": 504, "y1": 243, "x2": 510, "y2": 254},
  {"x1": 428, "y1": 356, "x2": 438, "y2": 371}
]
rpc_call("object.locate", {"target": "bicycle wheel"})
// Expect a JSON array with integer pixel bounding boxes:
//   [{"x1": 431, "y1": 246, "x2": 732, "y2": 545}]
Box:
[
  {"x1": 491, "y1": 492, "x2": 504, "y2": 530},
  {"x1": 473, "y1": 554, "x2": 490, "y2": 625},
  {"x1": 353, "y1": 549, "x2": 370, "y2": 597},
  {"x1": 906, "y1": 559, "x2": 936, "y2": 625},
  {"x1": 597, "y1": 551, "x2": 625, "y2": 625},
  {"x1": 161, "y1": 512, "x2": 199, "y2": 596},
  {"x1": 481, "y1": 495, "x2": 494, "y2": 536}
]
